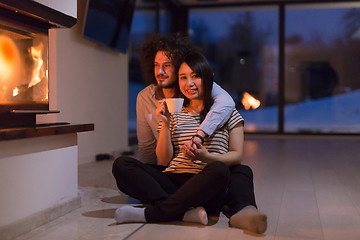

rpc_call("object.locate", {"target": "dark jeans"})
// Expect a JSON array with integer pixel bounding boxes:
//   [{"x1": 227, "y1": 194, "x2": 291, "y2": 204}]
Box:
[
  {"x1": 224, "y1": 164, "x2": 257, "y2": 217},
  {"x1": 112, "y1": 156, "x2": 230, "y2": 222}
]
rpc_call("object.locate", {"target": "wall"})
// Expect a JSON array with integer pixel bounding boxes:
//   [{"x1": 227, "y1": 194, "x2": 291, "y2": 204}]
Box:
[
  {"x1": 34, "y1": 0, "x2": 77, "y2": 18},
  {"x1": 0, "y1": 135, "x2": 78, "y2": 226},
  {"x1": 0, "y1": 134, "x2": 80, "y2": 239},
  {"x1": 43, "y1": 0, "x2": 130, "y2": 164}
]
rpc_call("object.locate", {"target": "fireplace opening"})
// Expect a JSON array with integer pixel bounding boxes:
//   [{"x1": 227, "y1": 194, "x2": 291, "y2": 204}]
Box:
[
  {"x1": 0, "y1": 17, "x2": 51, "y2": 128},
  {"x1": 0, "y1": 18, "x2": 49, "y2": 110},
  {"x1": 0, "y1": 0, "x2": 76, "y2": 129}
]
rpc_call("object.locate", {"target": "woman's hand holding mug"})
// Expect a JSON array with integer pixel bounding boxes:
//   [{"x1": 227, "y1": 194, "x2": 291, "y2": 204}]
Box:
[{"x1": 155, "y1": 99, "x2": 170, "y2": 127}]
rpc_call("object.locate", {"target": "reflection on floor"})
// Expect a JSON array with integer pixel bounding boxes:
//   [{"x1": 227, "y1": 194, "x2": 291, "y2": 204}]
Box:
[{"x1": 14, "y1": 135, "x2": 360, "y2": 240}]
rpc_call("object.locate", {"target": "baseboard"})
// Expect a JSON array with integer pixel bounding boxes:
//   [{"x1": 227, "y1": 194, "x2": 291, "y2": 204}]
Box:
[{"x1": 0, "y1": 193, "x2": 82, "y2": 240}]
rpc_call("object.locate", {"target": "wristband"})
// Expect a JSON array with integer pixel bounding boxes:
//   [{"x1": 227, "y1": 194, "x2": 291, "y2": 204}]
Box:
[{"x1": 192, "y1": 134, "x2": 205, "y2": 144}]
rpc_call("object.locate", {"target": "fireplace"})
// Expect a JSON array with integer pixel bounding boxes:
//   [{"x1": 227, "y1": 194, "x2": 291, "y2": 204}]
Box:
[
  {"x1": 0, "y1": 0, "x2": 76, "y2": 128},
  {"x1": 0, "y1": 2, "x2": 96, "y2": 239}
]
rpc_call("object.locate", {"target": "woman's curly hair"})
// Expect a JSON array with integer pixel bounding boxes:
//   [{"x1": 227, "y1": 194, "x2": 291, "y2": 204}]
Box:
[{"x1": 138, "y1": 32, "x2": 201, "y2": 85}]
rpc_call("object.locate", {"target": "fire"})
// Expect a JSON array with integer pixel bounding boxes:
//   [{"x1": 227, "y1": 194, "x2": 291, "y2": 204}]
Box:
[
  {"x1": 28, "y1": 43, "x2": 44, "y2": 88},
  {"x1": 0, "y1": 33, "x2": 48, "y2": 103},
  {"x1": 13, "y1": 87, "x2": 19, "y2": 96},
  {"x1": 242, "y1": 92, "x2": 260, "y2": 110},
  {"x1": 0, "y1": 35, "x2": 18, "y2": 82}
]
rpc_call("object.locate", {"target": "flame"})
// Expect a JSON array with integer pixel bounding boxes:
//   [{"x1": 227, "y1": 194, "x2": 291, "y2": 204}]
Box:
[
  {"x1": 242, "y1": 92, "x2": 260, "y2": 110},
  {"x1": 13, "y1": 87, "x2": 19, "y2": 96},
  {"x1": 1, "y1": 34, "x2": 48, "y2": 103},
  {"x1": 0, "y1": 35, "x2": 18, "y2": 82},
  {"x1": 28, "y1": 43, "x2": 44, "y2": 88}
]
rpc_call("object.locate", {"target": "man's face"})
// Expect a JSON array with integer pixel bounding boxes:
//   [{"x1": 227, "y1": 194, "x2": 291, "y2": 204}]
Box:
[{"x1": 154, "y1": 51, "x2": 177, "y2": 89}]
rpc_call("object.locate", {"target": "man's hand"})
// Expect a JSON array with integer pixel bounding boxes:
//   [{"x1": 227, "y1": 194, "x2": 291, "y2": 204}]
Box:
[
  {"x1": 180, "y1": 140, "x2": 198, "y2": 160},
  {"x1": 192, "y1": 141, "x2": 210, "y2": 163},
  {"x1": 180, "y1": 130, "x2": 207, "y2": 160},
  {"x1": 180, "y1": 140, "x2": 210, "y2": 162}
]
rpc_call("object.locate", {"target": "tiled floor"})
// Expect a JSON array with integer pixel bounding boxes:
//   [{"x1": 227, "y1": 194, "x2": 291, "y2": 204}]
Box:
[{"x1": 14, "y1": 135, "x2": 360, "y2": 240}]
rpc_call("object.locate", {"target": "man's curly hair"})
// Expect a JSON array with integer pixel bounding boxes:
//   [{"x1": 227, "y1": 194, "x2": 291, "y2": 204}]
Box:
[{"x1": 138, "y1": 32, "x2": 201, "y2": 85}]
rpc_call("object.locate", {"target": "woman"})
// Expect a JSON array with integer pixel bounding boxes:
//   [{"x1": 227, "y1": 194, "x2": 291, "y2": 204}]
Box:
[
  {"x1": 156, "y1": 52, "x2": 244, "y2": 170},
  {"x1": 173, "y1": 52, "x2": 267, "y2": 234},
  {"x1": 115, "y1": 51, "x2": 266, "y2": 233}
]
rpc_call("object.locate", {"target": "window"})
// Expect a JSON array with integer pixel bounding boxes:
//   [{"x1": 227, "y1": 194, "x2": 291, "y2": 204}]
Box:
[
  {"x1": 128, "y1": 1, "x2": 360, "y2": 142},
  {"x1": 189, "y1": 6, "x2": 279, "y2": 132},
  {"x1": 284, "y1": 3, "x2": 360, "y2": 133}
]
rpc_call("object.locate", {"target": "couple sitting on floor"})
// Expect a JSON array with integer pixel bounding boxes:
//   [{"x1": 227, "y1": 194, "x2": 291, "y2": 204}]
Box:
[{"x1": 112, "y1": 33, "x2": 267, "y2": 234}]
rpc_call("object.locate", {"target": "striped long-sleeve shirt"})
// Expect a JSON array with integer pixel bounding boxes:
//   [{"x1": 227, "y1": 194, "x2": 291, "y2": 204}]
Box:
[{"x1": 159, "y1": 108, "x2": 244, "y2": 174}]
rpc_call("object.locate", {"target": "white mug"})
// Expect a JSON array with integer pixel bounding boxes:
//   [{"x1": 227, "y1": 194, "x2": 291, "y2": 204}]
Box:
[{"x1": 165, "y1": 98, "x2": 184, "y2": 113}]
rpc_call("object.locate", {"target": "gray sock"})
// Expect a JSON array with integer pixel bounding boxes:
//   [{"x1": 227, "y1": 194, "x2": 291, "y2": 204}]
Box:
[
  {"x1": 115, "y1": 205, "x2": 146, "y2": 223},
  {"x1": 183, "y1": 206, "x2": 208, "y2": 225}
]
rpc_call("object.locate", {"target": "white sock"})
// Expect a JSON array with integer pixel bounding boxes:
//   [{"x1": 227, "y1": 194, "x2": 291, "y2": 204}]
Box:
[
  {"x1": 229, "y1": 205, "x2": 267, "y2": 234},
  {"x1": 183, "y1": 206, "x2": 208, "y2": 225},
  {"x1": 115, "y1": 205, "x2": 146, "y2": 223}
]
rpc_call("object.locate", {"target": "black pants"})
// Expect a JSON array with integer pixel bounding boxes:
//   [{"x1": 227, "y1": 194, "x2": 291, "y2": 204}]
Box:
[
  {"x1": 112, "y1": 156, "x2": 230, "y2": 222},
  {"x1": 223, "y1": 164, "x2": 257, "y2": 217}
]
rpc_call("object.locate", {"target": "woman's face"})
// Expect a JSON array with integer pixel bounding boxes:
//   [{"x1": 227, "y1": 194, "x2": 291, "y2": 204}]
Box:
[{"x1": 178, "y1": 62, "x2": 203, "y2": 100}]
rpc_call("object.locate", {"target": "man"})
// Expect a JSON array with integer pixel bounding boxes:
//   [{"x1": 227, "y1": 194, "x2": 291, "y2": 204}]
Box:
[{"x1": 113, "y1": 33, "x2": 267, "y2": 234}]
